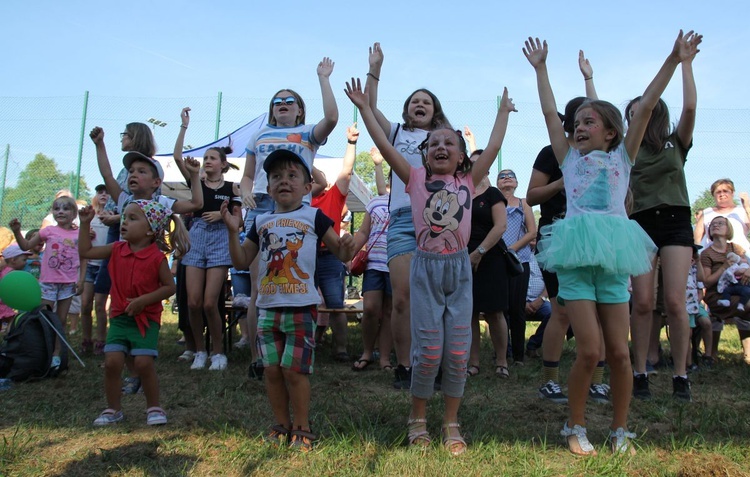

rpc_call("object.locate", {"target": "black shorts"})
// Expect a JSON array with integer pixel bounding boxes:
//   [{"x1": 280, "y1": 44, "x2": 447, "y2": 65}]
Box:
[
  {"x1": 631, "y1": 206, "x2": 693, "y2": 250},
  {"x1": 541, "y1": 268, "x2": 559, "y2": 299}
]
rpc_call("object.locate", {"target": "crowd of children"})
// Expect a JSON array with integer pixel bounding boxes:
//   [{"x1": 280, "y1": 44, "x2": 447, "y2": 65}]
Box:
[{"x1": 4, "y1": 30, "x2": 750, "y2": 457}]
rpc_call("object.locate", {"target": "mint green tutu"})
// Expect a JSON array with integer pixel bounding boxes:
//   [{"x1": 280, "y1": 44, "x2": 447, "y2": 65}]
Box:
[{"x1": 536, "y1": 215, "x2": 657, "y2": 276}]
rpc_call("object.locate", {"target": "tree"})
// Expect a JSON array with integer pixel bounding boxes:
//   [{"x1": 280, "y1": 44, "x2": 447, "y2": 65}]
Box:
[
  {"x1": 353, "y1": 151, "x2": 391, "y2": 196},
  {"x1": 0, "y1": 153, "x2": 90, "y2": 226},
  {"x1": 691, "y1": 187, "x2": 715, "y2": 223}
]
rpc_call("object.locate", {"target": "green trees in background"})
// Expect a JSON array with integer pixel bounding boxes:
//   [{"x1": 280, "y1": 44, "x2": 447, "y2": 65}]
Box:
[{"x1": 0, "y1": 153, "x2": 90, "y2": 227}]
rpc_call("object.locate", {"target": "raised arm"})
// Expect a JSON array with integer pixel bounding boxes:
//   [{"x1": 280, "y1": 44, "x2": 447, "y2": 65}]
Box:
[
  {"x1": 464, "y1": 126, "x2": 478, "y2": 154},
  {"x1": 693, "y1": 209, "x2": 707, "y2": 244},
  {"x1": 8, "y1": 219, "x2": 34, "y2": 251},
  {"x1": 624, "y1": 30, "x2": 701, "y2": 161},
  {"x1": 471, "y1": 87, "x2": 516, "y2": 187},
  {"x1": 89, "y1": 127, "x2": 123, "y2": 198},
  {"x1": 579, "y1": 50, "x2": 599, "y2": 100},
  {"x1": 345, "y1": 79, "x2": 411, "y2": 185},
  {"x1": 172, "y1": 107, "x2": 192, "y2": 182},
  {"x1": 77, "y1": 206, "x2": 112, "y2": 260},
  {"x1": 240, "y1": 152, "x2": 257, "y2": 209},
  {"x1": 336, "y1": 123, "x2": 359, "y2": 195},
  {"x1": 366, "y1": 42, "x2": 391, "y2": 135},
  {"x1": 675, "y1": 33, "x2": 702, "y2": 147},
  {"x1": 312, "y1": 57, "x2": 339, "y2": 144},
  {"x1": 371, "y1": 148, "x2": 388, "y2": 195},
  {"x1": 171, "y1": 158, "x2": 203, "y2": 214},
  {"x1": 221, "y1": 200, "x2": 258, "y2": 269},
  {"x1": 524, "y1": 38, "x2": 568, "y2": 163}
]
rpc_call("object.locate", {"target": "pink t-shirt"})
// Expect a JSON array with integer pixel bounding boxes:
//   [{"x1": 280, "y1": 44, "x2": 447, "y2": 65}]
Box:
[
  {"x1": 38, "y1": 226, "x2": 80, "y2": 284},
  {"x1": 406, "y1": 167, "x2": 474, "y2": 254},
  {"x1": 0, "y1": 267, "x2": 15, "y2": 319}
]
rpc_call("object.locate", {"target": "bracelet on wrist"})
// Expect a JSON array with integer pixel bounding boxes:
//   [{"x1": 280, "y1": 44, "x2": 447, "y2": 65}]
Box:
[
  {"x1": 347, "y1": 139, "x2": 357, "y2": 145},
  {"x1": 367, "y1": 72, "x2": 380, "y2": 81},
  {"x1": 584, "y1": 76, "x2": 593, "y2": 81},
  {"x1": 180, "y1": 125, "x2": 188, "y2": 129}
]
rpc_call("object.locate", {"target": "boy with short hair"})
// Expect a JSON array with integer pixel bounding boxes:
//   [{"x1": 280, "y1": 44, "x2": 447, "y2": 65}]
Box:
[{"x1": 221, "y1": 149, "x2": 356, "y2": 451}]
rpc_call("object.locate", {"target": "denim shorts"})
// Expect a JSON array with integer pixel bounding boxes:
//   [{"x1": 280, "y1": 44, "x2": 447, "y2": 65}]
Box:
[
  {"x1": 386, "y1": 206, "x2": 416, "y2": 263},
  {"x1": 243, "y1": 193, "x2": 275, "y2": 232},
  {"x1": 362, "y1": 269, "x2": 392, "y2": 295},
  {"x1": 104, "y1": 315, "x2": 160, "y2": 357},
  {"x1": 84, "y1": 263, "x2": 101, "y2": 284},
  {"x1": 181, "y1": 219, "x2": 232, "y2": 268},
  {"x1": 314, "y1": 251, "x2": 345, "y2": 309},
  {"x1": 230, "y1": 270, "x2": 252, "y2": 297},
  {"x1": 41, "y1": 282, "x2": 76, "y2": 302},
  {"x1": 631, "y1": 206, "x2": 693, "y2": 250}
]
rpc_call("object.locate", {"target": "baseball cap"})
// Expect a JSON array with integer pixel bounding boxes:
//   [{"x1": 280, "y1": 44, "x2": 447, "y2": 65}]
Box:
[
  {"x1": 2, "y1": 244, "x2": 32, "y2": 259},
  {"x1": 263, "y1": 150, "x2": 311, "y2": 181},
  {"x1": 123, "y1": 151, "x2": 164, "y2": 180},
  {"x1": 95, "y1": 184, "x2": 107, "y2": 193}
]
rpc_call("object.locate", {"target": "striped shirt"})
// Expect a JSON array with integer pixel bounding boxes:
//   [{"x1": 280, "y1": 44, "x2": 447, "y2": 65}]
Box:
[{"x1": 365, "y1": 195, "x2": 389, "y2": 272}]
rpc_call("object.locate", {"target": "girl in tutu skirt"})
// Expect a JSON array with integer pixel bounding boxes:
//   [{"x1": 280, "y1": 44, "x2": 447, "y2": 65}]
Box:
[{"x1": 523, "y1": 31, "x2": 700, "y2": 455}]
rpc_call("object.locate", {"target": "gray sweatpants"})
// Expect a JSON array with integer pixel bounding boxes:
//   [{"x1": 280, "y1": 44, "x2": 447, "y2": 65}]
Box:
[{"x1": 410, "y1": 249, "x2": 472, "y2": 399}]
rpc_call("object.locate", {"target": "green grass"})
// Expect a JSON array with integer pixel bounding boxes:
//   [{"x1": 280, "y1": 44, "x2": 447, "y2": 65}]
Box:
[{"x1": 1, "y1": 312, "x2": 750, "y2": 476}]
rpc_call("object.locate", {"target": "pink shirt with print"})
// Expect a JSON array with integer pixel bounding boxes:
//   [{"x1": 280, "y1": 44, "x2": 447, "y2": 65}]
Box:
[
  {"x1": 406, "y1": 167, "x2": 474, "y2": 255},
  {"x1": 38, "y1": 226, "x2": 80, "y2": 284}
]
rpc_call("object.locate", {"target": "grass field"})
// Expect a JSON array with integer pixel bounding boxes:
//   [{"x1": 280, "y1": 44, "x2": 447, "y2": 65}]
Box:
[{"x1": 1, "y1": 311, "x2": 749, "y2": 476}]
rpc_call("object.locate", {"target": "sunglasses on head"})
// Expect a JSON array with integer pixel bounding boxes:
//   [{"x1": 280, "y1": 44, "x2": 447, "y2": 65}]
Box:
[
  {"x1": 273, "y1": 96, "x2": 297, "y2": 106},
  {"x1": 498, "y1": 172, "x2": 516, "y2": 179}
]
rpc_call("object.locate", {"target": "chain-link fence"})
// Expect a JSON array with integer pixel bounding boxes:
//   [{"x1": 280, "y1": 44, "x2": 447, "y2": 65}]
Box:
[{"x1": 1, "y1": 93, "x2": 749, "y2": 227}]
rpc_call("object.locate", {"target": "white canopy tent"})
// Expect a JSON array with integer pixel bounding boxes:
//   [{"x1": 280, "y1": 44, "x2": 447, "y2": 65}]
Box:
[{"x1": 156, "y1": 114, "x2": 372, "y2": 212}]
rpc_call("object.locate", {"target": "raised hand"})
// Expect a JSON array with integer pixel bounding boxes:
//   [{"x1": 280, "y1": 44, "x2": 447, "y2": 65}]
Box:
[
  {"x1": 369, "y1": 42, "x2": 383, "y2": 69},
  {"x1": 8, "y1": 218, "x2": 21, "y2": 233},
  {"x1": 344, "y1": 78, "x2": 368, "y2": 109},
  {"x1": 346, "y1": 123, "x2": 360, "y2": 143},
  {"x1": 579, "y1": 50, "x2": 594, "y2": 78},
  {"x1": 183, "y1": 156, "x2": 201, "y2": 175},
  {"x1": 220, "y1": 200, "x2": 242, "y2": 232},
  {"x1": 463, "y1": 126, "x2": 474, "y2": 143},
  {"x1": 317, "y1": 57, "x2": 335, "y2": 78},
  {"x1": 370, "y1": 147, "x2": 384, "y2": 166},
  {"x1": 673, "y1": 30, "x2": 702, "y2": 63},
  {"x1": 523, "y1": 37, "x2": 548, "y2": 68},
  {"x1": 78, "y1": 205, "x2": 95, "y2": 224},
  {"x1": 499, "y1": 87, "x2": 517, "y2": 113},
  {"x1": 89, "y1": 127, "x2": 104, "y2": 145},
  {"x1": 181, "y1": 107, "x2": 191, "y2": 128},
  {"x1": 739, "y1": 191, "x2": 749, "y2": 206}
]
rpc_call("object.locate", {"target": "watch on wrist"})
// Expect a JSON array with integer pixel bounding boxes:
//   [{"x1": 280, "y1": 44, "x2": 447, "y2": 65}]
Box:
[{"x1": 477, "y1": 246, "x2": 486, "y2": 255}]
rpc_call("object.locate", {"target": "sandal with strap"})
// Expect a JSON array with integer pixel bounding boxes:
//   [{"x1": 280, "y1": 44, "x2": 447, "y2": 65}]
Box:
[
  {"x1": 290, "y1": 427, "x2": 316, "y2": 452},
  {"x1": 609, "y1": 427, "x2": 637, "y2": 455},
  {"x1": 442, "y1": 422, "x2": 467, "y2": 456},
  {"x1": 466, "y1": 365, "x2": 480, "y2": 377},
  {"x1": 264, "y1": 424, "x2": 290, "y2": 446},
  {"x1": 561, "y1": 422, "x2": 597, "y2": 456},
  {"x1": 407, "y1": 418, "x2": 431, "y2": 448},
  {"x1": 495, "y1": 365, "x2": 510, "y2": 379},
  {"x1": 146, "y1": 407, "x2": 168, "y2": 426}
]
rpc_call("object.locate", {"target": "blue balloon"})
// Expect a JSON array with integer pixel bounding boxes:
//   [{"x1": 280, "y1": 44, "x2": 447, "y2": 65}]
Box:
[{"x1": 0, "y1": 270, "x2": 42, "y2": 311}]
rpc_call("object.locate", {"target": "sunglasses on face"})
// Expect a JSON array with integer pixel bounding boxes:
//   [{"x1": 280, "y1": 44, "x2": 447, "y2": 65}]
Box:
[
  {"x1": 120, "y1": 132, "x2": 131, "y2": 139},
  {"x1": 498, "y1": 173, "x2": 516, "y2": 179},
  {"x1": 273, "y1": 96, "x2": 297, "y2": 106}
]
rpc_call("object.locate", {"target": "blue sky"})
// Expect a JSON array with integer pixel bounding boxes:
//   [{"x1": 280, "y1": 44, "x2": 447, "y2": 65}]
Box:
[{"x1": 2, "y1": 0, "x2": 749, "y2": 204}]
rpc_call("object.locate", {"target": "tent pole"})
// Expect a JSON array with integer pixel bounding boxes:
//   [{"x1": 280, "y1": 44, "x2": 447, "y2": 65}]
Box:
[
  {"x1": 215, "y1": 91, "x2": 223, "y2": 141},
  {"x1": 74, "y1": 91, "x2": 90, "y2": 199}
]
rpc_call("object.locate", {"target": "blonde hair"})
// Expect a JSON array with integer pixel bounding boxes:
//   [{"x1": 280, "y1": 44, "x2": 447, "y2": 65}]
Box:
[{"x1": 163, "y1": 216, "x2": 190, "y2": 258}]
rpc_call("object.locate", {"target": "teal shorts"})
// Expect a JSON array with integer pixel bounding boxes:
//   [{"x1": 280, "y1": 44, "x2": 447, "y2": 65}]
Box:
[
  {"x1": 688, "y1": 307, "x2": 709, "y2": 328},
  {"x1": 257, "y1": 306, "x2": 317, "y2": 374},
  {"x1": 104, "y1": 315, "x2": 160, "y2": 357},
  {"x1": 557, "y1": 266, "x2": 630, "y2": 304}
]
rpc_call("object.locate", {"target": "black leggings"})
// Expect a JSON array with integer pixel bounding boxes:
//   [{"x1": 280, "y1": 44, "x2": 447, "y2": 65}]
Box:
[{"x1": 507, "y1": 262, "x2": 531, "y2": 362}]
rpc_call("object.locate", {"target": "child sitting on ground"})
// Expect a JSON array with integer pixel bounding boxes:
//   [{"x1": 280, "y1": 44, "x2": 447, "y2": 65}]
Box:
[{"x1": 221, "y1": 149, "x2": 355, "y2": 451}]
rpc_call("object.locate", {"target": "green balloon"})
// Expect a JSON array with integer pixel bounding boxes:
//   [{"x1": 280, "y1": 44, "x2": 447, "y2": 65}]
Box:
[{"x1": 0, "y1": 270, "x2": 42, "y2": 311}]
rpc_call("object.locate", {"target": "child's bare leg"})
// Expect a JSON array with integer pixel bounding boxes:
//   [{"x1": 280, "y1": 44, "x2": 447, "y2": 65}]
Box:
[
  {"x1": 598, "y1": 303, "x2": 633, "y2": 430},
  {"x1": 134, "y1": 355, "x2": 160, "y2": 408},
  {"x1": 265, "y1": 365, "x2": 291, "y2": 427},
  {"x1": 283, "y1": 368, "x2": 311, "y2": 429},
  {"x1": 104, "y1": 352, "x2": 126, "y2": 410},
  {"x1": 203, "y1": 267, "x2": 228, "y2": 356},
  {"x1": 378, "y1": 294, "x2": 393, "y2": 368},
  {"x1": 563, "y1": 300, "x2": 600, "y2": 427},
  {"x1": 93, "y1": 292, "x2": 109, "y2": 343}
]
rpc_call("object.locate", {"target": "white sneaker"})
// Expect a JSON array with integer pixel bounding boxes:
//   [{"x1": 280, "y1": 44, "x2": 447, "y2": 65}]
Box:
[
  {"x1": 716, "y1": 299, "x2": 730, "y2": 307},
  {"x1": 209, "y1": 353, "x2": 228, "y2": 371},
  {"x1": 177, "y1": 350, "x2": 195, "y2": 362},
  {"x1": 738, "y1": 303, "x2": 746, "y2": 312},
  {"x1": 190, "y1": 351, "x2": 208, "y2": 370},
  {"x1": 234, "y1": 337, "x2": 251, "y2": 349}
]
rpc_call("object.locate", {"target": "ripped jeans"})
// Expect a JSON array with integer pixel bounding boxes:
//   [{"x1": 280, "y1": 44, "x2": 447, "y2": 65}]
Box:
[{"x1": 409, "y1": 249, "x2": 472, "y2": 399}]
